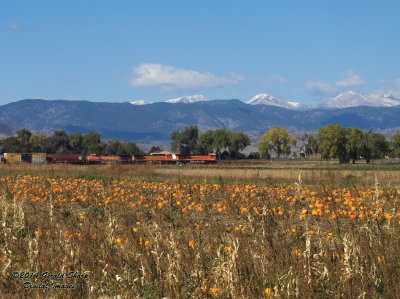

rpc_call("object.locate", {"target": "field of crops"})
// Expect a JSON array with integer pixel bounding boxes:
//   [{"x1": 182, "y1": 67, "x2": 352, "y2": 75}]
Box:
[{"x1": 1, "y1": 163, "x2": 400, "y2": 297}]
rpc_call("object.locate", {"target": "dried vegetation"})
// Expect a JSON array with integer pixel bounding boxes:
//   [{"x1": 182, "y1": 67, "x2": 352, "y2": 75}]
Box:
[{"x1": 0, "y1": 162, "x2": 400, "y2": 297}]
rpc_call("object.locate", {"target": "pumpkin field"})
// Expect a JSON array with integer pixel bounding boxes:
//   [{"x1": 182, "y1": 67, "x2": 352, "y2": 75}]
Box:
[{"x1": 1, "y1": 162, "x2": 400, "y2": 297}]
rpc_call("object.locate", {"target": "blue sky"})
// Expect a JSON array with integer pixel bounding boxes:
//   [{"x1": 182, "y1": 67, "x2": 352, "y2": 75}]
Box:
[{"x1": 2, "y1": 0, "x2": 400, "y2": 105}]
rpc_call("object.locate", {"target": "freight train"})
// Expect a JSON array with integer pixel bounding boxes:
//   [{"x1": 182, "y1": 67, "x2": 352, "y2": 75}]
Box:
[
  {"x1": 131, "y1": 153, "x2": 216, "y2": 164},
  {"x1": 0, "y1": 153, "x2": 217, "y2": 164}
]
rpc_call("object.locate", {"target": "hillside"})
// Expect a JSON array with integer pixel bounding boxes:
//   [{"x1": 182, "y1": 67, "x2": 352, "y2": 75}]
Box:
[
  {"x1": 0, "y1": 123, "x2": 17, "y2": 138},
  {"x1": 1, "y1": 99, "x2": 400, "y2": 143}
]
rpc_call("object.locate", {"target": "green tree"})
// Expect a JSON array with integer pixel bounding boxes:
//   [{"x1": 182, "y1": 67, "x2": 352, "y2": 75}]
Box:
[
  {"x1": 258, "y1": 126, "x2": 296, "y2": 159},
  {"x1": 45, "y1": 130, "x2": 71, "y2": 154},
  {"x1": 0, "y1": 137, "x2": 21, "y2": 153},
  {"x1": 372, "y1": 133, "x2": 389, "y2": 159},
  {"x1": 306, "y1": 134, "x2": 319, "y2": 156},
  {"x1": 69, "y1": 132, "x2": 84, "y2": 154},
  {"x1": 104, "y1": 140, "x2": 123, "y2": 155},
  {"x1": 345, "y1": 127, "x2": 363, "y2": 164},
  {"x1": 197, "y1": 129, "x2": 250, "y2": 158},
  {"x1": 299, "y1": 132, "x2": 318, "y2": 157},
  {"x1": 29, "y1": 134, "x2": 47, "y2": 152},
  {"x1": 120, "y1": 142, "x2": 144, "y2": 155},
  {"x1": 16, "y1": 128, "x2": 32, "y2": 152},
  {"x1": 213, "y1": 129, "x2": 230, "y2": 159},
  {"x1": 170, "y1": 131, "x2": 183, "y2": 153},
  {"x1": 227, "y1": 131, "x2": 250, "y2": 159},
  {"x1": 389, "y1": 130, "x2": 400, "y2": 158},
  {"x1": 360, "y1": 130, "x2": 388, "y2": 163},
  {"x1": 83, "y1": 132, "x2": 103, "y2": 155},
  {"x1": 316, "y1": 124, "x2": 348, "y2": 163},
  {"x1": 247, "y1": 152, "x2": 260, "y2": 159},
  {"x1": 197, "y1": 130, "x2": 216, "y2": 155},
  {"x1": 170, "y1": 125, "x2": 198, "y2": 155},
  {"x1": 101, "y1": 140, "x2": 144, "y2": 155}
]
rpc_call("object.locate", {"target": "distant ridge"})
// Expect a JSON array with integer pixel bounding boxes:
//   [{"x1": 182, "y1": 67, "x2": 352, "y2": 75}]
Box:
[
  {"x1": 1, "y1": 98, "x2": 400, "y2": 143},
  {"x1": 0, "y1": 123, "x2": 17, "y2": 138}
]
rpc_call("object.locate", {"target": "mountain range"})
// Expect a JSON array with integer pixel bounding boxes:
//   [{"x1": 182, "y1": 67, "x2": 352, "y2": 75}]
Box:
[
  {"x1": 129, "y1": 91, "x2": 400, "y2": 110},
  {"x1": 318, "y1": 91, "x2": 400, "y2": 109},
  {"x1": 1, "y1": 91, "x2": 400, "y2": 144}
]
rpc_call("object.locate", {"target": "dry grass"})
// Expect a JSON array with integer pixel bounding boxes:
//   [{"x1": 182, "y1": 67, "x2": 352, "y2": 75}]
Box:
[
  {"x1": 2, "y1": 160, "x2": 400, "y2": 188},
  {"x1": 0, "y1": 163, "x2": 400, "y2": 297},
  {"x1": 155, "y1": 167, "x2": 400, "y2": 187}
]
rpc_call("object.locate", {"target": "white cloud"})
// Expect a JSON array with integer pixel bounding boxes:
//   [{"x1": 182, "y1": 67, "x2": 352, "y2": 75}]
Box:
[
  {"x1": 374, "y1": 78, "x2": 400, "y2": 97},
  {"x1": 8, "y1": 23, "x2": 22, "y2": 30},
  {"x1": 129, "y1": 63, "x2": 244, "y2": 93},
  {"x1": 305, "y1": 79, "x2": 337, "y2": 98},
  {"x1": 335, "y1": 69, "x2": 364, "y2": 87},
  {"x1": 261, "y1": 74, "x2": 287, "y2": 86}
]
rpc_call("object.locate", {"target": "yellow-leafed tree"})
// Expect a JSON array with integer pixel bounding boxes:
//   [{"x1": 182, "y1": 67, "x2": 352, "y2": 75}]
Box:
[{"x1": 258, "y1": 126, "x2": 297, "y2": 159}]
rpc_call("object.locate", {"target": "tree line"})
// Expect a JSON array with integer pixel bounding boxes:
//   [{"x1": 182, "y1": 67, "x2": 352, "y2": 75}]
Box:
[
  {"x1": 0, "y1": 129, "x2": 144, "y2": 155},
  {"x1": 258, "y1": 124, "x2": 400, "y2": 163},
  {"x1": 170, "y1": 125, "x2": 250, "y2": 159},
  {"x1": 3, "y1": 125, "x2": 400, "y2": 163}
]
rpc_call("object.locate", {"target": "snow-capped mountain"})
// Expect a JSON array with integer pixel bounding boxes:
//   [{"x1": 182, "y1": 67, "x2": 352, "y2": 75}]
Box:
[
  {"x1": 3, "y1": 98, "x2": 400, "y2": 144},
  {"x1": 130, "y1": 100, "x2": 151, "y2": 105},
  {"x1": 246, "y1": 93, "x2": 308, "y2": 110},
  {"x1": 131, "y1": 91, "x2": 400, "y2": 110},
  {"x1": 165, "y1": 94, "x2": 208, "y2": 104},
  {"x1": 382, "y1": 94, "x2": 400, "y2": 101},
  {"x1": 320, "y1": 90, "x2": 400, "y2": 109}
]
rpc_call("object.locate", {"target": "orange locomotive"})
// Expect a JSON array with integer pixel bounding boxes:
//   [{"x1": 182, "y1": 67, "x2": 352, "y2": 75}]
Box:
[
  {"x1": 86, "y1": 154, "x2": 131, "y2": 164},
  {"x1": 176, "y1": 154, "x2": 217, "y2": 164}
]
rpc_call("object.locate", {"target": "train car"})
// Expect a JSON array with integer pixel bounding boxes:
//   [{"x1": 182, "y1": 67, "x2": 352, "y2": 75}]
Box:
[
  {"x1": 2, "y1": 152, "x2": 216, "y2": 165},
  {"x1": 3, "y1": 153, "x2": 46, "y2": 164},
  {"x1": 21, "y1": 153, "x2": 32, "y2": 163},
  {"x1": 32, "y1": 153, "x2": 46, "y2": 164},
  {"x1": 86, "y1": 154, "x2": 102, "y2": 164},
  {"x1": 46, "y1": 154, "x2": 85, "y2": 164},
  {"x1": 86, "y1": 154, "x2": 131, "y2": 164},
  {"x1": 101, "y1": 155, "x2": 131, "y2": 164},
  {"x1": 132, "y1": 153, "x2": 216, "y2": 164},
  {"x1": 132, "y1": 154, "x2": 176, "y2": 164},
  {"x1": 3, "y1": 153, "x2": 22, "y2": 164}
]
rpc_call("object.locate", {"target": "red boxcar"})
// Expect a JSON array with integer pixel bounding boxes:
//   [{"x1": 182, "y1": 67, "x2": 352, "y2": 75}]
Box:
[{"x1": 46, "y1": 154, "x2": 85, "y2": 164}]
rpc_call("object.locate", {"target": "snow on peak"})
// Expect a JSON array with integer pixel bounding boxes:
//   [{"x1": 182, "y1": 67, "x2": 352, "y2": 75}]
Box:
[
  {"x1": 246, "y1": 93, "x2": 307, "y2": 110},
  {"x1": 165, "y1": 94, "x2": 208, "y2": 103},
  {"x1": 246, "y1": 93, "x2": 277, "y2": 104},
  {"x1": 383, "y1": 94, "x2": 400, "y2": 101},
  {"x1": 130, "y1": 100, "x2": 150, "y2": 105},
  {"x1": 321, "y1": 91, "x2": 400, "y2": 109}
]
